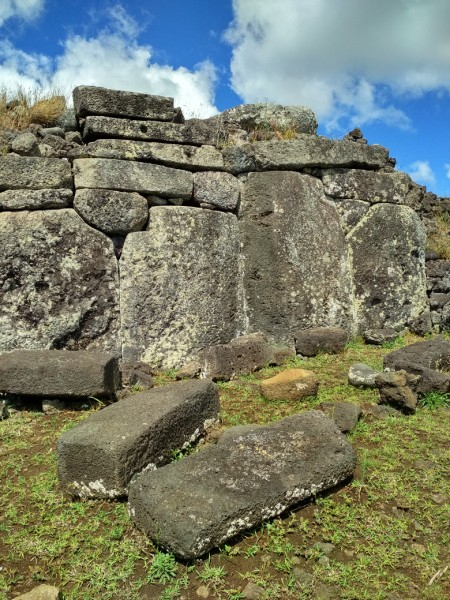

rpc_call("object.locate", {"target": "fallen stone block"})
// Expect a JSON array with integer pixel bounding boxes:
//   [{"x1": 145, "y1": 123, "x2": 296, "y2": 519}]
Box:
[
  {"x1": 319, "y1": 402, "x2": 362, "y2": 433},
  {"x1": 294, "y1": 327, "x2": 348, "y2": 356},
  {"x1": 375, "y1": 370, "x2": 420, "y2": 414},
  {"x1": 348, "y1": 363, "x2": 379, "y2": 388},
  {"x1": 0, "y1": 156, "x2": 72, "y2": 190},
  {"x1": 0, "y1": 350, "x2": 119, "y2": 399},
  {"x1": 260, "y1": 368, "x2": 319, "y2": 401},
  {"x1": 363, "y1": 328, "x2": 399, "y2": 345},
  {"x1": 128, "y1": 410, "x2": 356, "y2": 559},
  {"x1": 57, "y1": 379, "x2": 219, "y2": 498}
]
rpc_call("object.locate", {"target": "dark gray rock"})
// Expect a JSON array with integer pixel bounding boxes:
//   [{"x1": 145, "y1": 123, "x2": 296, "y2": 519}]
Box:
[
  {"x1": 240, "y1": 172, "x2": 353, "y2": 345},
  {"x1": 408, "y1": 311, "x2": 433, "y2": 336},
  {"x1": 366, "y1": 404, "x2": 403, "y2": 419},
  {"x1": 57, "y1": 379, "x2": 219, "y2": 498},
  {"x1": 74, "y1": 189, "x2": 148, "y2": 235},
  {"x1": 73, "y1": 86, "x2": 175, "y2": 121},
  {"x1": 375, "y1": 370, "x2": 419, "y2": 414},
  {"x1": 0, "y1": 350, "x2": 119, "y2": 398},
  {"x1": 128, "y1": 411, "x2": 356, "y2": 559},
  {"x1": 199, "y1": 333, "x2": 272, "y2": 380},
  {"x1": 0, "y1": 156, "x2": 72, "y2": 190},
  {"x1": 0, "y1": 189, "x2": 73, "y2": 211},
  {"x1": 348, "y1": 363, "x2": 379, "y2": 388},
  {"x1": 119, "y1": 361, "x2": 153, "y2": 389},
  {"x1": 363, "y1": 328, "x2": 399, "y2": 345},
  {"x1": 331, "y1": 402, "x2": 362, "y2": 433},
  {"x1": 11, "y1": 132, "x2": 40, "y2": 156},
  {"x1": 193, "y1": 171, "x2": 240, "y2": 211},
  {"x1": 294, "y1": 327, "x2": 348, "y2": 356}
]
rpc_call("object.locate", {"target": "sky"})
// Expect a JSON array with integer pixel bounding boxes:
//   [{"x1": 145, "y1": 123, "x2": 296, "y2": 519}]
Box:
[{"x1": 0, "y1": 0, "x2": 449, "y2": 197}]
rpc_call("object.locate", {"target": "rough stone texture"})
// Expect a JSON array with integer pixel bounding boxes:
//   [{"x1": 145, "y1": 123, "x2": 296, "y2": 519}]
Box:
[
  {"x1": 294, "y1": 327, "x2": 348, "y2": 356},
  {"x1": 0, "y1": 189, "x2": 73, "y2": 211},
  {"x1": 199, "y1": 333, "x2": 273, "y2": 380},
  {"x1": 73, "y1": 85, "x2": 175, "y2": 121},
  {"x1": 260, "y1": 368, "x2": 319, "y2": 401},
  {"x1": 80, "y1": 139, "x2": 224, "y2": 171},
  {"x1": 74, "y1": 189, "x2": 148, "y2": 235},
  {"x1": 128, "y1": 411, "x2": 356, "y2": 559},
  {"x1": 11, "y1": 132, "x2": 40, "y2": 156},
  {"x1": 383, "y1": 337, "x2": 450, "y2": 394},
  {"x1": 120, "y1": 207, "x2": 243, "y2": 369},
  {"x1": 322, "y1": 169, "x2": 422, "y2": 208},
  {"x1": 0, "y1": 350, "x2": 119, "y2": 398},
  {"x1": 330, "y1": 402, "x2": 362, "y2": 433},
  {"x1": 120, "y1": 361, "x2": 153, "y2": 389},
  {"x1": 240, "y1": 172, "x2": 354, "y2": 344},
  {"x1": 57, "y1": 379, "x2": 219, "y2": 498},
  {"x1": 363, "y1": 328, "x2": 399, "y2": 345},
  {"x1": 348, "y1": 363, "x2": 379, "y2": 388},
  {"x1": 14, "y1": 585, "x2": 61, "y2": 600},
  {"x1": 0, "y1": 209, "x2": 119, "y2": 354},
  {"x1": 73, "y1": 158, "x2": 193, "y2": 199},
  {"x1": 0, "y1": 156, "x2": 72, "y2": 190},
  {"x1": 348, "y1": 204, "x2": 427, "y2": 332},
  {"x1": 82, "y1": 115, "x2": 216, "y2": 145},
  {"x1": 333, "y1": 199, "x2": 370, "y2": 234},
  {"x1": 408, "y1": 311, "x2": 433, "y2": 336},
  {"x1": 375, "y1": 370, "x2": 419, "y2": 414},
  {"x1": 223, "y1": 137, "x2": 390, "y2": 174},
  {"x1": 193, "y1": 171, "x2": 240, "y2": 211}
]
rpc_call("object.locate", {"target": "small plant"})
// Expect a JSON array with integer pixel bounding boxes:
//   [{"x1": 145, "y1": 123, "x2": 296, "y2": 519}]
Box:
[
  {"x1": 418, "y1": 391, "x2": 450, "y2": 409},
  {"x1": 427, "y1": 213, "x2": 450, "y2": 260},
  {"x1": 0, "y1": 85, "x2": 67, "y2": 132},
  {"x1": 146, "y1": 551, "x2": 178, "y2": 584},
  {"x1": 197, "y1": 558, "x2": 226, "y2": 584}
]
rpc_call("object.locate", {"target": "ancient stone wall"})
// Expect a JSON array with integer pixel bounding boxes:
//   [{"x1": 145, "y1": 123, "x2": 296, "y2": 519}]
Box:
[{"x1": 0, "y1": 86, "x2": 446, "y2": 369}]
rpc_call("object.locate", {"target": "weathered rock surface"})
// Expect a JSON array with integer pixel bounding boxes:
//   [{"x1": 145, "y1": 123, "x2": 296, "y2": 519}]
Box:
[
  {"x1": 348, "y1": 204, "x2": 427, "y2": 332},
  {"x1": 239, "y1": 172, "x2": 354, "y2": 344},
  {"x1": 223, "y1": 137, "x2": 390, "y2": 174},
  {"x1": 193, "y1": 171, "x2": 240, "y2": 211},
  {"x1": 0, "y1": 156, "x2": 72, "y2": 190},
  {"x1": 363, "y1": 328, "x2": 399, "y2": 345},
  {"x1": 120, "y1": 207, "x2": 243, "y2": 368},
  {"x1": 79, "y1": 139, "x2": 224, "y2": 171},
  {"x1": 375, "y1": 370, "x2": 419, "y2": 414},
  {"x1": 0, "y1": 209, "x2": 119, "y2": 353},
  {"x1": 333, "y1": 199, "x2": 370, "y2": 234},
  {"x1": 11, "y1": 132, "x2": 40, "y2": 156},
  {"x1": 199, "y1": 333, "x2": 272, "y2": 380},
  {"x1": 57, "y1": 379, "x2": 219, "y2": 498},
  {"x1": 120, "y1": 361, "x2": 153, "y2": 389},
  {"x1": 128, "y1": 411, "x2": 356, "y2": 559},
  {"x1": 294, "y1": 327, "x2": 348, "y2": 356},
  {"x1": 74, "y1": 189, "x2": 148, "y2": 235},
  {"x1": 14, "y1": 584, "x2": 61, "y2": 600},
  {"x1": 73, "y1": 158, "x2": 193, "y2": 199},
  {"x1": 260, "y1": 369, "x2": 319, "y2": 401},
  {"x1": 0, "y1": 350, "x2": 119, "y2": 398},
  {"x1": 73, "y1": 85, "x2": 175, "y2": 121},
  {"x1": 82, "y1": 115, "x2": 216, "y2": 145},
  {"x1": 330, "y1": 402, "x2": 362, "y2": 433},
  {"x1": 348, "y1": 363, "x2": 379, "y2": 388},
  {"x1": 0, "y1": 189, "x2": 73, "y2": 211}
]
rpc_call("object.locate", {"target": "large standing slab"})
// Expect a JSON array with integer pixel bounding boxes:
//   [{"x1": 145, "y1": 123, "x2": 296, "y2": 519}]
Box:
[
  {"x1": 239, "y1": 171, "x2": 354, "y2": 344},
  {"x1": 129, "y1": 411, "x2": 356, "y2": 559},
  {"x1": 348, "y1": 204, "x2": 427, "y2": 332},
  {"x1": 120, "y1": 207, "x2": 243, "y2": 368},
  {"x1": 0, "y1": 209, "x2": 119, "y2": 354},
  {"x1": 57, "y1": 379, "x2": 219, "y2": 498},
  {"x1": 0, "y1": 156, "x2": 72, "y2": 190}
]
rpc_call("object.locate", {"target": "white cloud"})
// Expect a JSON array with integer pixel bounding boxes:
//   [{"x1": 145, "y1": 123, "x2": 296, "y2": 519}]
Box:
[
  {"x1": 225, "y1": 0, "x2": 450, "y2": 131},
  {"x1": 408, "y1": 161, "x2": 437, "y2": 188},
  {"x1": 0, "y1": 0, "x2": 44, "y2": 27},
  {"x1": 445, "y1": 164, "x2": 450, "y2": 179}
]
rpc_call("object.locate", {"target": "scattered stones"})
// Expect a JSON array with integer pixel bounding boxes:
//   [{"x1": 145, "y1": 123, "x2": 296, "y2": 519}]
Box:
[
  {"x1": 294, "y1": 327, "x2": 348, "y2": 357},
  {"x1": 260, "y1": 368, "x2": 319, "y2": 401},
  {"x1": 363, "y1": 328, "x2": 399, "y2": 345},
  {"x1": 375, "y1": 370, "x2": 420, "y2": 414},
  {"x1": 14, "y1": 585, "x2": 61, "y2": 600},
  {"x1": 193, "y1": 171, "x2": 240, "y2": 211},
  {"x1": 57, "y1": 379, "x2": 219, "y2": 498},
  {"x1": 348, "y1": 363, "x2": 379, "y2": 388},
  {"x1": 128, "y1": 411, "x2": 356, "y2": 559}
]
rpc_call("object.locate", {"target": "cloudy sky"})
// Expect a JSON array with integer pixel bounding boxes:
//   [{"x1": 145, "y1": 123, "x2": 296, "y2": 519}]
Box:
[{"x1": 1, "y1": 0, "x2": 449, "y2": 196}]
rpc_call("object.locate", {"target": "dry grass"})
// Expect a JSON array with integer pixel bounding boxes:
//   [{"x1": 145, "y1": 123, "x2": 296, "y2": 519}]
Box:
[
  {"x1": 0, "y1": 85, "x2": 66, "y2": 132},
  {"x1": 427, "y1": 213, "x2": 450, "y2": 260}
]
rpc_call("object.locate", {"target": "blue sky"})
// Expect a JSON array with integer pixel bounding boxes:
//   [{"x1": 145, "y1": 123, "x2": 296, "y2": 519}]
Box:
[{"x1": 1, "y1": 0, "x2": 449, "y2": 197}]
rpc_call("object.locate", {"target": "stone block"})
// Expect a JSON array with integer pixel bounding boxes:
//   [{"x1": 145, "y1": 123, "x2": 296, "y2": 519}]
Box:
[
  {"x1": 375, "y1": 370, "x2": 419, "y2": 414},
  {"x1": 0, "y1": 189, "x2": 73, "y2": 211},
  {"x1": 0, "y1": 156, "x2": 72, "y2": 190},
  {"x1": 260, "y1": 368, "x2": 319, "y2": 401},
  {"x1": 193, "y1": 171, "x2": 240, "y2": 211},
  {"x1": 294, "y1": 327, "x2": 348, "y2": 356},
  {"x1": 128, "y1": 411, "x2": 356, "y2": 559},
  {"x1": 363, "y1": 328, "x2": 399, "y2": 345},
  {"x1": 348, "y1": 363, "x2": 379, "y2": 388},
  {"x1": 57, "y1": 379, "x2": 219, "y2": 498}
]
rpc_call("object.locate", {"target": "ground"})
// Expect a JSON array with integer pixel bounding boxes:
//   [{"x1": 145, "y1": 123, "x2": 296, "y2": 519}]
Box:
[{"x1": 0, "y1": 333, "x2": 449, "y2": 600}]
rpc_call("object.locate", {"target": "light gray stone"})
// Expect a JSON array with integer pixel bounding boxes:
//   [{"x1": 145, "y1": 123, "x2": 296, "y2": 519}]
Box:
[
  {"x1": 0, "y1": 189, "x2": 72, "y2": 210},
  {"x1": 128, "y1": 410, "x2": 356, "y2": 559},
  {"x1": 348, "y1": 204, "x2": 427, "y2": 332},
  {"x1": 193, "y1": 171, "x2": 240, "y2": 211},
  {"x1": 333, "y1": 199, "x2": 370, "y2": 233},
  {"x1": 363, "y1": 328, "x2": 399, "y2": 345},
  {"x1": 57, "y1": 379, "x2": 219, "y2": 498},
  {"x1": 39, "y1": 127, "x2": 65, "y2": 138},
  {"x1": 0, "y1": 156, "x2": 72, "y2": 190},
  {"x1": 14, "y1": 584, "x2": 61, "y2": 600},
  {"x1": 223, "y1": 137, "x2": 390, "y2": 174},
  {"x1": 83, "y1": 139, "x2": 224, "y2": 171},
  {"x1": 11, "y1": 132, "x2": 40, "y2": 155},
  {"x1": 73, "y1": 158, "x2": 193, "y2": 199},
  {"x1": 120, "y1": 207, "x2": 243, "y2": 369},
  {"x1": 240, "y1": 172, "x2": 354, "y2": 344},
  {"x1": 0, "y1": 209, "x2": 119, "y2": 354},
  {"x1": 82, "y1": 115, "x2": 216, "y2": 146},
  {"x1": 73, "y1": 85, "x2": 175, "y2": 121},
  {"x1": 74, "y1": 189, "x2": 148, "y2": 235},
  {"x1": 348, "y1": 363, "x2": 379, "y2": 388}
]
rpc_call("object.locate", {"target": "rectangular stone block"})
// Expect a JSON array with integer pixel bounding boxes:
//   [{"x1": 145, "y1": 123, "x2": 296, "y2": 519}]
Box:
[
  {"x1": 73, "y1": 85, "x2": 175, "y2": 121},
  {"x1": 0, "y1": 156, "x2": 72, "y2": 190},
  {"x1": 57, "y1": 379, "x2": 219, "y2": 498},
  {"x1": 73, "y1": 158, "x2": 193, "y2": 199},
  {"x1": 0, "y1": 189, "x2": 73, "y2": 210},
  {"x1": 0, "y1": 350, "x2": 119, "y2": 398}
]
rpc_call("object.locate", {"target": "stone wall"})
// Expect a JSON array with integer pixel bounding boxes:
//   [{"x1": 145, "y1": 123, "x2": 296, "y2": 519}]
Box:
[{"x1": 0, "y1": 85, "x2": 445, "y2": 369}]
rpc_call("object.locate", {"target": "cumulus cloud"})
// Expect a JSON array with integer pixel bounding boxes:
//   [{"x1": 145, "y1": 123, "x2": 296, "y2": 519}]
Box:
[
  {"x1": 225, "y1": 0, "x2": 450, "y2": 131},
  {"x1": 445, "y1": 164, "x2": 450, "y2": 179},
  {"x1": 0, "y1": 0, "x2": 44, "y2": 27},
  {"x1": 408, "y1": 161, "x2": 437, "y2": 188}
]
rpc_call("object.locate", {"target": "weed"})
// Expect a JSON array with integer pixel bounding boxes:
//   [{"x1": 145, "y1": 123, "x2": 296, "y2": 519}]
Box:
[
  {"x1": 197, "y1": 559, "x2": 227, "y2": 584},
  {"x1": 427, "y1": 213, "x2": 450, "y2": 260},
  {"x1": 147, "y1": 551, "x2": 177, "y2": 584},
  {"x1": 0, "y1": 85, "x2": 67, "y2": 132},
  {"x1": 419, "y1": 391, "x2": 450, "y2": 409}
]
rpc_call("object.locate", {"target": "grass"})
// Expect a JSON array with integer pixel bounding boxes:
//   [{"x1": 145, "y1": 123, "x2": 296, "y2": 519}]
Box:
[
  {"x1": 427, "y1": 213, "x2": 450, "y2": 260},
  {"x1": 0, "y1": 332, "x2": 449, "y2": 599},
  {"x1": 0, "y1": 85, "x2": 66, "y2": 133}
]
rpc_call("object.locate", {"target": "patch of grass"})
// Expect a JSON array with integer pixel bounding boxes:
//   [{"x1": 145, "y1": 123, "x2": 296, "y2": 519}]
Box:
[
  {"x1": 427, "y1": 213, "x2": 450, "y2": 260},
  {"x1": 419, "y1": 391, "x2": 450, "y2": 409},
  {"x1": 0, "y1": 85, "x2": 67, "y2": 132},
  {"x1": 146, "y1": 551, "x2": 178, "y2": 584}
]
